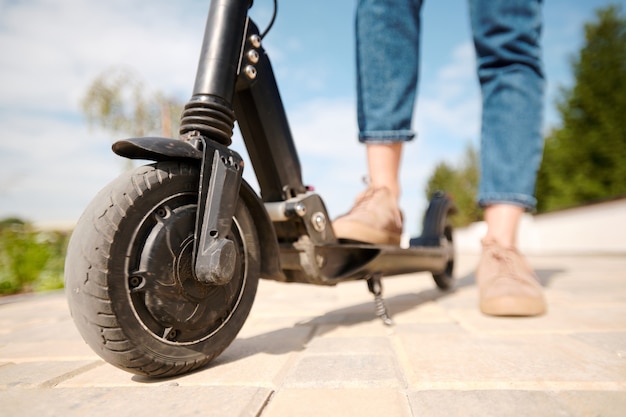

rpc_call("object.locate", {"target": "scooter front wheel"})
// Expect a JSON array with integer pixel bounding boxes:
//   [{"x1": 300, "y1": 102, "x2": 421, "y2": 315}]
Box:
[{"x1": 65, "y1": 162, "x2": 259, "y2": 377}]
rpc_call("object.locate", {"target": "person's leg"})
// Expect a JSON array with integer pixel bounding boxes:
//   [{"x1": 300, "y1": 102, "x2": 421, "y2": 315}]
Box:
[
  {"x1": 483, "y1": 204, "x2": 524, "y2": 248},
  {"x1": 367, "y1": 142, "x2": 403, "y2": 204},
  {"x1": 333, "y1": 0, "x2": 422, "y2": 245},
  {"x1": 471, "y1": 0, "x2": 545, "y2": 212},
  {"x1": 356, "y1": 0, "x2": 422, "y2": 145},
  {"x1": 470, "y1": 0, "x2": 547, "y2": 316}
]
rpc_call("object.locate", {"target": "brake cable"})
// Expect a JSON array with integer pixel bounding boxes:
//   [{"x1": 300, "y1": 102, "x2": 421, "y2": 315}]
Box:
[{"x1": 260, "y1": 0, "x2": 278, "y2": 39}]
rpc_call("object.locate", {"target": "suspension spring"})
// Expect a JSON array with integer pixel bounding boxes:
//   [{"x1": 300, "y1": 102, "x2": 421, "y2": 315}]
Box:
[{"x1": 179, "y1": 95, "x2": 236, "y2": 146}]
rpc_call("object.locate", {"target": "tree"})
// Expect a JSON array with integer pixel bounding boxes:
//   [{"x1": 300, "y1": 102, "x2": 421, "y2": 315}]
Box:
[
  {"x1": 81, "y1": 67, "x2": 184, "y2": 151},
  {"x1": 425, "y1": 143, "x2": 482, "y2": 227},
  {"x1": 536, "y1": 4, "x2": 626, "y2": 212}
]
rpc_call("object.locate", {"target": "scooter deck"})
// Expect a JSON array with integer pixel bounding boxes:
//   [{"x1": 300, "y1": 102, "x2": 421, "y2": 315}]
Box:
[
  {"x1": 279, "y1": 239, "x2": 454, "y2": 285},
  {"x1": 322, "y1": 241, "x2": 453, "y2": 281}
]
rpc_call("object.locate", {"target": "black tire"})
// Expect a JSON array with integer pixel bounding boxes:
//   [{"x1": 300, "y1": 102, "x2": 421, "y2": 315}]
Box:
[
  {"x1": 433, "y1": 224, "x2": 454, "y2": 290},
  {"x1": 65, "y1": 162, "x2": 259, "y2": 377}
]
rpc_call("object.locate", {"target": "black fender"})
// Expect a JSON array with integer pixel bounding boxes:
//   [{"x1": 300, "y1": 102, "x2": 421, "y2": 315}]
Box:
[
  {"x1": 112, "y1": 137, "x2": 203, "y2": 161},
  {"x1": 112, "y1": 136, "x2": 285, "y2": 282},
  {"x1": 410, "y1": 191, "x2": 457, "y2": 247}
]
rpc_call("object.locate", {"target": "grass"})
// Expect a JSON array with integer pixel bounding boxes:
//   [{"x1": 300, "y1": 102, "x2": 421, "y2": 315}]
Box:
[{"x1": 0, "y1": 218, "x2": 69, "y2": 296}]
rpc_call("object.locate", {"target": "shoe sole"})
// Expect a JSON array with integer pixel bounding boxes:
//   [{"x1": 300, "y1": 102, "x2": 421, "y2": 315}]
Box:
[{"x1": 480, "y1": 296, "x2": 547, "y2": 317}]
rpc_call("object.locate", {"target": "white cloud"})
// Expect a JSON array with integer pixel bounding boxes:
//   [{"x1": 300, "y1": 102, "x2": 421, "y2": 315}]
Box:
[
  {"x1": 0, "y1": 0, "x2": 203, "y2": 115},
  {"x1": 0, "y1": 0, "x2": 206, "y2": 222}
]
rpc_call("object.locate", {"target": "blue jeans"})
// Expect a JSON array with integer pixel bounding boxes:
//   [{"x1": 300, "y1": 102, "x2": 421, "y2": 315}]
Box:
[{"x1": 356, "y1": 0, "x2": 545, "y2": 210}]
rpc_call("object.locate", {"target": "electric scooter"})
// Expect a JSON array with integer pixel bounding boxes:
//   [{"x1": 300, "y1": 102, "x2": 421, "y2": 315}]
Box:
[{"x1": 64, "y1": 0, "x2": 455, "y2": 378}]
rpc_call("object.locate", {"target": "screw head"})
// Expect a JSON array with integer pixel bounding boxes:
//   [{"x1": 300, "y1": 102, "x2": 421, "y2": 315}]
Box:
[
  {"x1": 249, "y1": 34, "x2": 262, "y2": 48},
  {"x1": 294, "y1": 202, "x2": 307, "y2": 217},
  {"x1": 244, "y1": 65, "x2": 257, "y2": 80},
  {"x1": 247, "y1": 49, "x2": 260, "y2": 64},
  {"x1": 311, "y1": 212, "x2": 326, "y2": 232}
]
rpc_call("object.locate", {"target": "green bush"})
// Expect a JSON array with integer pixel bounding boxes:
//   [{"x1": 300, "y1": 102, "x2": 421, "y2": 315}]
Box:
[{"x1": 0, "y1": 218, "x2": 69, "y2": 295}]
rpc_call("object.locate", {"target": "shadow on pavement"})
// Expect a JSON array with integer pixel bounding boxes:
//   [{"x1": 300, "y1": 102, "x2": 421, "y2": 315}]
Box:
[{"x1": 130, "y1": 266, "x2": 563, "y2": 382}]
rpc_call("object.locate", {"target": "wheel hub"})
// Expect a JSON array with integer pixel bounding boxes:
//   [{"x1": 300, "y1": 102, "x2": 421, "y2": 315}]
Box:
[{"x1": 128, "y1": 202, "x2": 244, "y2": 343}]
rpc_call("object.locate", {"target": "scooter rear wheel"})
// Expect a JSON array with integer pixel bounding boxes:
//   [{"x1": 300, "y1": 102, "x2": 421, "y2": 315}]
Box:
[
  {"x1": 432, "y1": 223, "x2": 454, "y2": 290},
  {"x1": 65, "y1": 162, "x2": 259, "y2": 377}
]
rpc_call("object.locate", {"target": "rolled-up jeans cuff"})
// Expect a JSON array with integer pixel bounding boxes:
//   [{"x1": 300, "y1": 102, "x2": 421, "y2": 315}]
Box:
[
  {"x1": 478, "y1": 193, "x2": 537, "y2": 212},
  {"x1": 358, "y1": 130, "x2": 416, "y2": 144}
]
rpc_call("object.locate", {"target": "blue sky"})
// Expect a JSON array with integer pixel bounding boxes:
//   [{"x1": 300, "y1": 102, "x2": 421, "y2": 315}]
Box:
[{"x1": 0, "y1": 0, "x2": 622, "y2": 234}]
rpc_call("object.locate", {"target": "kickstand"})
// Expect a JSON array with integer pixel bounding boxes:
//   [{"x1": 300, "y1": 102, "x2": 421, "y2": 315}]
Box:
[{"x1": 367, "y1": 274, "x2": 394, "y2": 326}]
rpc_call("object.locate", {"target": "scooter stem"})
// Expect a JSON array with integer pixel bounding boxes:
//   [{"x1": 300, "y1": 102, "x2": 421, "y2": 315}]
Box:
[
  {"x1": 180, "y1": 0, "x2": 251, "y2": 145},
  {"x1": 192, "y1": 0, "x2": 250, "y2": 102}
]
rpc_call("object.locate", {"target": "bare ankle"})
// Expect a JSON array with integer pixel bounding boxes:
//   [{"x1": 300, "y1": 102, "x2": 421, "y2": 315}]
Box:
[{"x1": 483, "y1": 204, "x2": 524, "y2": 249}]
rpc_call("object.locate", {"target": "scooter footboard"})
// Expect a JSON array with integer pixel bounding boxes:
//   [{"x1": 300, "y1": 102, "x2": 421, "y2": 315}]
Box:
[
  {"x1": 318, "y1": 242, "x2": 454, "y2": 282},
  {"x1": 277, "y1": 239, "x2": 453, "y2": 285},
  {"x1": 276, "y1": 192, "x2": 456, "y2": 287}
]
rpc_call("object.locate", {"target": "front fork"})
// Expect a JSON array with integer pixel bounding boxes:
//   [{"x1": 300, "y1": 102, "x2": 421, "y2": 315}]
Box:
[
  {"x1": 177, "y1": 0, "x2": 250, "y2": 286},
  {"x1": 182, "y1": 0, "x2": 324, "y2": 285},
  {"x1": 191, "y1": 135, "x2": 244, "y2": 285}
]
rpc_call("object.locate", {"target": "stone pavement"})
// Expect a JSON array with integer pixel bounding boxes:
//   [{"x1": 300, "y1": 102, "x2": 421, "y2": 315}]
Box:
[{"x1": 1, "y1": 253, "x2": 625, "y2": 417}]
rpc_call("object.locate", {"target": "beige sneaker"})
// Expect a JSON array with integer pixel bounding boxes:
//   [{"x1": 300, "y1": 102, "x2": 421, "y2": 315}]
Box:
[
  {"x1": 477, "y1": 240, "x2": 547, "y2": 316},
  {"x1": 332, "y1": 187, "x2": 403, "y2": 245}
]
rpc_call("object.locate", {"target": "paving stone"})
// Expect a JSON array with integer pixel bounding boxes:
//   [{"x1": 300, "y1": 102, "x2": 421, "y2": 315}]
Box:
[
  {"x1": 0, "y1": 340, "x2": 98, "y2": 362},
  {"x1": 253, "y1": 280, "x2": 348, "y2": 316},
  {"x1": 225, "y1": 322, "x2": 314, "y2": 360},
  {"x1": 0, "y1": 316, "x2": 81, "y2": 344},
  {"x1": 391, "y1": 299, "x2": 456, "y2": 324},
  {"x1": 0, "y1": 360, "x2": 100, "y2": 388},
  {"x1": 427, "y1": 286, "x2": 479, "y2": 310},
  {"x1": 0, "y1": 386, "x2": 272, "y2": 417},
  {"x1": 551, "y1": 278, "x2": 626, "y2": 303},
  {"x1": 61, "y1": 325, "x2": 314, "y2": 388},
  {"x1": 170, "y1": 337, "x2": 309, "y2": 388},
  {"x1": 237, "y1": 315, "x2": 314, "y2": 338},
  {"x1": 0, "y1": 294, "x2": 68, "y2": 324},
  {"x1": 281, "y1": 354, "x2": 404, "y2": 389},
  {"x1": 58, "y1": 361, "x2": 147, "y2": 387},
  {"x1": 304, "y1": 336, "x2": 395, "y2": 356},
  {"x1": 394, "y1": 322, "x2": 467, "y2": 335},
  {"x1": 407, "y1": 390, "x2": 573, "y2": 417},
  {"x1": 569, "y1": 332, "x2": 626, "y2": 360},
  {"x1": 262, "y1": 388, "x2": 412, "y2": 417},
  {"x1": 313, "y1": 319, "x2": 395, "y2": 338},
  {"x1": 555, "y1": 390, "x2": 626, "y2": 417},
  {"x1": 449, "y1": 304, "x2": 626, "y2": 334},
  {"x1": 398, "y1": 332, "x2": 626, "y2": 388},
  {"x1": 295, "y1": 301, "x2": 381, "y2": 326}
]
